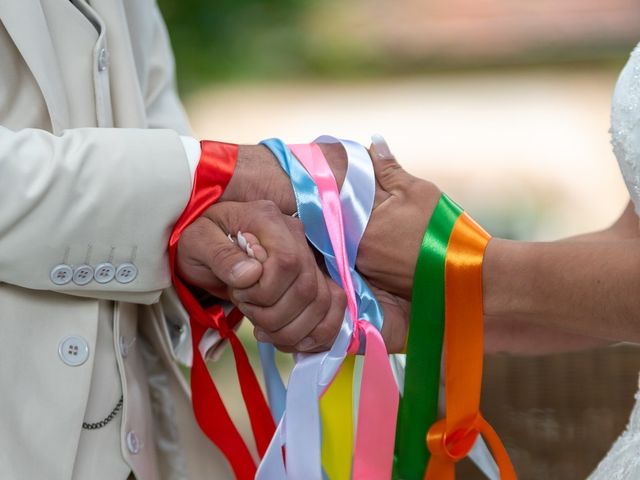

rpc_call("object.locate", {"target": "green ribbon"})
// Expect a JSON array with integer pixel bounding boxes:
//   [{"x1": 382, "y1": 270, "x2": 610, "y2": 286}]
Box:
[{"x1": 393, "y1": 194, "x2": 463, "y2": 480}]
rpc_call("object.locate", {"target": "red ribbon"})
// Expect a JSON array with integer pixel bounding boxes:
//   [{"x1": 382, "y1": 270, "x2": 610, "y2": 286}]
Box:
[{"x1": 168, "y1": 141, "x2": 276, "y2": 480}]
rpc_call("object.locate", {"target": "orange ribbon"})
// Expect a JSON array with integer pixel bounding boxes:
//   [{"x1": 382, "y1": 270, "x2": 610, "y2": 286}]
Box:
[{"x1": 424, "y1": 212, "x2": 516, "y2": 480}]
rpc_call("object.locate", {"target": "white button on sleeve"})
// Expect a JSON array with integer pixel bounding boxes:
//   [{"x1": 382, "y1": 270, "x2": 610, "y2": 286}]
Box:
[
  {"x1": 126, "y1": 431, "x2": 140, "y2": 454},
  {"x1": 119, "y1": 335, "x2": 134, "y2": 358},
  {"x1": 94, "y1": 262, "x2": 116, "y2": 284},
  {"x1": 115, "y1": 263, "x2": 138, "y2": 284},
  {"x1": 50, "y1": 264, "x2": 73, "y2": 285},
  {"x1": 97, "y1": 48, "x2": 109, "y2": 71},
  {"x1": 58, "y1": 336, "x2": 90, "y2": 366},
  {"x1": 73, "y1": 265, "x2": 94, "y2": 286}
]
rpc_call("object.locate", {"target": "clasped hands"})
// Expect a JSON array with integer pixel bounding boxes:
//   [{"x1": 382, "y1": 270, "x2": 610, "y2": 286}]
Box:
[{"x1": 176, "y1": 137, "x2": 440, "y2": 354}]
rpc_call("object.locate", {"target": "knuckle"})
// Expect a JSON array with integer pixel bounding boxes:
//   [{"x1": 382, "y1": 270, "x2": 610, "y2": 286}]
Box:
[
  {"x1": 294, "y1": 273, "x2": 317, "y2": 303},
  {"x1": 310, "y1": 321, "x2": 336, "y2": 346},
  {"x1": 275, "y1": 252, "x2": 300, "y2": 275},
  {"x1": 255, "y1": 313, "x2": 281, "y2": 333},
  {"x1": 242, "y1": 305, "x2": 281, "y2": 332},
  {"x1": 289, "y1": 218, "x2": 306, "y2": 236},
  {"x1": 331, "y1": 285, "x2": 347, "y2": 310},
  {"x1": 258, "y1": 285, "x2": 283, "y2": 307},
  {"x1": 255, "y1": 199, "x2": 279, "y2": 216}
]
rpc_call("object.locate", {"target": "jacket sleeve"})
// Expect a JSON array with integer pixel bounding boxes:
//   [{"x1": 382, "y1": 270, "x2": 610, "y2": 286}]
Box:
[{"x1": 0, "y1": 125, "x2": 193, "y2": 304}]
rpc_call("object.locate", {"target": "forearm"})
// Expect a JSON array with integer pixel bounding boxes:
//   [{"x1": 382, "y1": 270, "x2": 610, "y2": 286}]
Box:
[{"x1": 484, "y1": 237, "x2": 640, "y2": 345}]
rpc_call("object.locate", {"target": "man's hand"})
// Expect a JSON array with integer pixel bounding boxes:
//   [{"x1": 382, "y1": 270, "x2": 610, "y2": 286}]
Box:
[
  {"x1": 177, "y1": 200, "x2": 346, "y2": 352},
  {"x1": 220, "y1": 143, "x2": 348, "y2": 215},
  {"x1": 357, "y1": 136, "x2": 441, "y2": 300}
]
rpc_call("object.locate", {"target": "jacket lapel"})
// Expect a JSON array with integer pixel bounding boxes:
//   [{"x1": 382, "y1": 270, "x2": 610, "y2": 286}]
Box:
[{"x1": 0, "y1": 0, "x2": 69, "y2": 133}]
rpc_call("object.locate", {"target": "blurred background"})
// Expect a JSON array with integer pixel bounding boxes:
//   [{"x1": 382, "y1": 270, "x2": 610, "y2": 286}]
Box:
[{"x1": 159, "y1": 0, "x2": 640, "y2": 478}]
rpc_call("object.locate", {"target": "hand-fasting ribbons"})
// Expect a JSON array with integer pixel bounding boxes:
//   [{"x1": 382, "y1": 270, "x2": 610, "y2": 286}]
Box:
[
  {"x1": 425, "y1": 210, "x2": 515, "y2": 480},
  {"x1": 257, "y1": 138, "x2": 356, "y2": 480},
  {"x1": 395, "y1": 193, "x2": 516, "y2": 480},
  {"x1": 395, "y1": 195, "x2": 460, "y2": 479},
  {"x1": 168, "y1": 141, "x2": 275, "y2": 480},
  {"x1": 289, "y1": 142, "x2": 399, "y2": 479},
  {"x1": 257, "y1": 138, "x2": 397, "y2": 479}
]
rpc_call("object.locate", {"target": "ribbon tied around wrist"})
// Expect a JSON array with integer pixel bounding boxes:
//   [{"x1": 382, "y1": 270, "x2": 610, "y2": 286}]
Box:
[{"x1": 168, "y1": 138, "x2": 516, "y2": 480}]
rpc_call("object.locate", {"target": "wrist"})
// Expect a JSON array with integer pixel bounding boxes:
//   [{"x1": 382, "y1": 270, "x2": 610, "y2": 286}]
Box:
[
  {"x1": 220, "y1": 144, "x2": 295, "y2": 214},
  {"x1": 483, "y1": 238, "x2": 534, "y2": 323}
]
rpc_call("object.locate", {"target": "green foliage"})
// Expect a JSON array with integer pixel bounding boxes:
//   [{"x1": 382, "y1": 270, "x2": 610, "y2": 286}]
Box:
[{"x1": 158, "y1": 0, "x2": 318, "y2": 91}]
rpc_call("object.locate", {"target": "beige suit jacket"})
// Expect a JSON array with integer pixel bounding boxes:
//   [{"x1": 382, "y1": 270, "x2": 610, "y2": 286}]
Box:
[{"x1": 0, "y1": 0, "x2": 233, "y2": 478}]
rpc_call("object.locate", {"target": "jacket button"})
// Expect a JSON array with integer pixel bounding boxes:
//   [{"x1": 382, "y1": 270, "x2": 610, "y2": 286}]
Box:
[
  {"x1": 94, "y1": 262, "x2": 116, "y2": 284},
  {"x1": 119, "y1": 335, "x2": 132, "y2": 358},
  {"x1": 73, "y1": 264, "x2": 94, "y2": 286},
  {"x1": 126, "y1": 431, "x2": 140, "y2": 454},
  {"x1": 98, "y1": 48, "x2": 109, "y2": 72},
  {"x1": 58, "y1": 336, "x2": 90, "y2": 366},
  {"x1": 50, "y1": 264, "x2": 73, "y2": 285},
  {"x1": 115, "y1": 263, "x2": 138, "y2": 284}
]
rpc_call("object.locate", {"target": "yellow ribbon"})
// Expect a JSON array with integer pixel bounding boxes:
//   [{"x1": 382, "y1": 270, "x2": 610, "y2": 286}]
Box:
[{"x1": 321, "y1": 355, "x2": 356, "y2": 479}]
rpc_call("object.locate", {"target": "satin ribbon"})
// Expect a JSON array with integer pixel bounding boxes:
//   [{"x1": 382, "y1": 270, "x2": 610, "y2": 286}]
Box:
[
  {"x1": 289, "y1": 143, "x2": 399, "y2": 479},
  {"x1": 313, "y1": 138, "x2": 376, "y2": 480},
  {"x1": 320, "y1": 355, "x2": 356, "y2": 480},
  {"x1": 394, "y1": 195, "x2": 461, "y2": 479},
  {"x1": 307, "y1": 137, "x2": 384, "y2": 479},
  {"x1": 257, "y1": 138, "x2": 386, "y2": 479},
  {"x1": 424, "y1": 211, "x2": 516, "y2": 479},
  {"x1": 257, "y1": 138, "x2": 356, "y2": 480},
  {"x1": 168, "y1": 141, "x2": 275, "y2": 480}
]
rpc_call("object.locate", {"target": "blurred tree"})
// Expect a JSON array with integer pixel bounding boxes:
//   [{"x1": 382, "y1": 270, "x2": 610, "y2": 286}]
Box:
[{"x1": 158, "y1": 0, "x2": 316, "y2": 91}]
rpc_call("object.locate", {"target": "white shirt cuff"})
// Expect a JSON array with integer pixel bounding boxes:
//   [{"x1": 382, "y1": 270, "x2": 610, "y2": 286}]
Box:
[{"x1": 180, "y1": 136, "x2": 201, "y2": 185}]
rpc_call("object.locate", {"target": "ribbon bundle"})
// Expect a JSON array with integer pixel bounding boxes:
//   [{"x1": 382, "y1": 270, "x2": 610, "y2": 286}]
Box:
[
  {"x1": 395, "y1": 194, "x2": 516, "y2": 479},
  {"x1": 168, "y1": 138, "x2": 516, "y2": 479}
]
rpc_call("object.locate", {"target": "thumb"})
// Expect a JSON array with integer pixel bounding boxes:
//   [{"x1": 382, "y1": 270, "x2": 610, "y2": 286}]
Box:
[
  {"x1": 204, "y1": 206, "x2": 264, "y2": 289},
  {"x1": 369, "y1": 134, "x2": 411, "y2": 193}
]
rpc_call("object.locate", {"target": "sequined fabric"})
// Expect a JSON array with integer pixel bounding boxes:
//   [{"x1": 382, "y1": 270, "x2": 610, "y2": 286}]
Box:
[
  {"x1": 610, "y1": 43, "x2": 640, "y2": 213},
  {"x1": 588, "y1": 42, "x2": 640, "y2": 479}
]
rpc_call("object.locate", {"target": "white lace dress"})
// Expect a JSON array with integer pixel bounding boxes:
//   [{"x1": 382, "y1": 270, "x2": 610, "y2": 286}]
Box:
[{"x1": 587, "y1": 43, "x2": 640, "y2": 479}]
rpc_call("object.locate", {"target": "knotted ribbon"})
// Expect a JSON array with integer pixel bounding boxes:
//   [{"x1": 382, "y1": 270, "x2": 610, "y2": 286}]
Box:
[
  {"x1": 256, "y1": 138, "x2": 354, "y2": 480},
  {"x1": 395, "y1": 193, "x2": 516, "y2": 479},
  {"x1": 289, "y1": 142, "x2": 399, "y2": 479},
  {"x1": 424, "y1": 208, "x2": 515, "y2": 479},
  {"x1": 168, "y1": 141, "x2": 275, "y2": 480},
  {"x1": 256, "y1": 138, "x2": 396, "y2": 479}
]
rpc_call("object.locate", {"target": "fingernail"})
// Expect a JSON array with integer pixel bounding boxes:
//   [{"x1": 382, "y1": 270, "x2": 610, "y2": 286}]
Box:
[
  {"x1": 297, "y1": 337, "x2": 316, "y2": 351},
  {"x1": 371, "y1": 133, "x2": 393, "y2": 159},
  {"x1": 246, "y1": 243, "x2": 256, "y2": 258},
  {"x1": 255, "y1": 329, "x2": 269, "y2": 342},
  {"x1": 237, "y1": 231, "x2": 248, "y2": 251},
  {"x1": 231, "y1": 259, "x2": 258, "y2": 281}
]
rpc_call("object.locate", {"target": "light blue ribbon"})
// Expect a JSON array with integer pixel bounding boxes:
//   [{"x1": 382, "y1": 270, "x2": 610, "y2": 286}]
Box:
[{"x1": 256, "y1": 138, "x2": 380, "y2": 479}]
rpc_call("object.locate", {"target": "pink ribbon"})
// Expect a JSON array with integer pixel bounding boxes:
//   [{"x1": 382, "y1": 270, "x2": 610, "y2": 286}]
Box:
[{"x1": 289, "y1": 143, "x2": 399, "y2": 479}]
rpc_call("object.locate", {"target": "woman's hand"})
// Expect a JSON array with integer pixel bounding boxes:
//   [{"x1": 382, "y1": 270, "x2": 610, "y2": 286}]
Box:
[{"x1": 357, "y1": 135, "x2": 441, "y2": 300}]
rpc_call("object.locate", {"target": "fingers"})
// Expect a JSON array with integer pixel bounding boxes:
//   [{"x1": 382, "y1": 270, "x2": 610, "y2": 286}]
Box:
[
  {"x1": 236, "y1": 231, "x2": 268, "y2": 262},
  {"x1": 202, "y1": 200, "x2": 300, "y2": 293},
  {"x1": 251, "y1": 274, "x2": 346, "y2": 353},
  {"x1": 233, "y1": 212, "x2": 347, "y2": 353},
  {"x1": 373, "y1": 286, "x2": 411, "y2": 353},
  {"x1": 369, "y1": 134, "x2": 413, "y2": 194},
  {"x1": 177, "y1": 216, "x2": 263, "y2": 295},
  {"x1": 236, "y1": 266, "x2": 320, "y2": 334}
]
